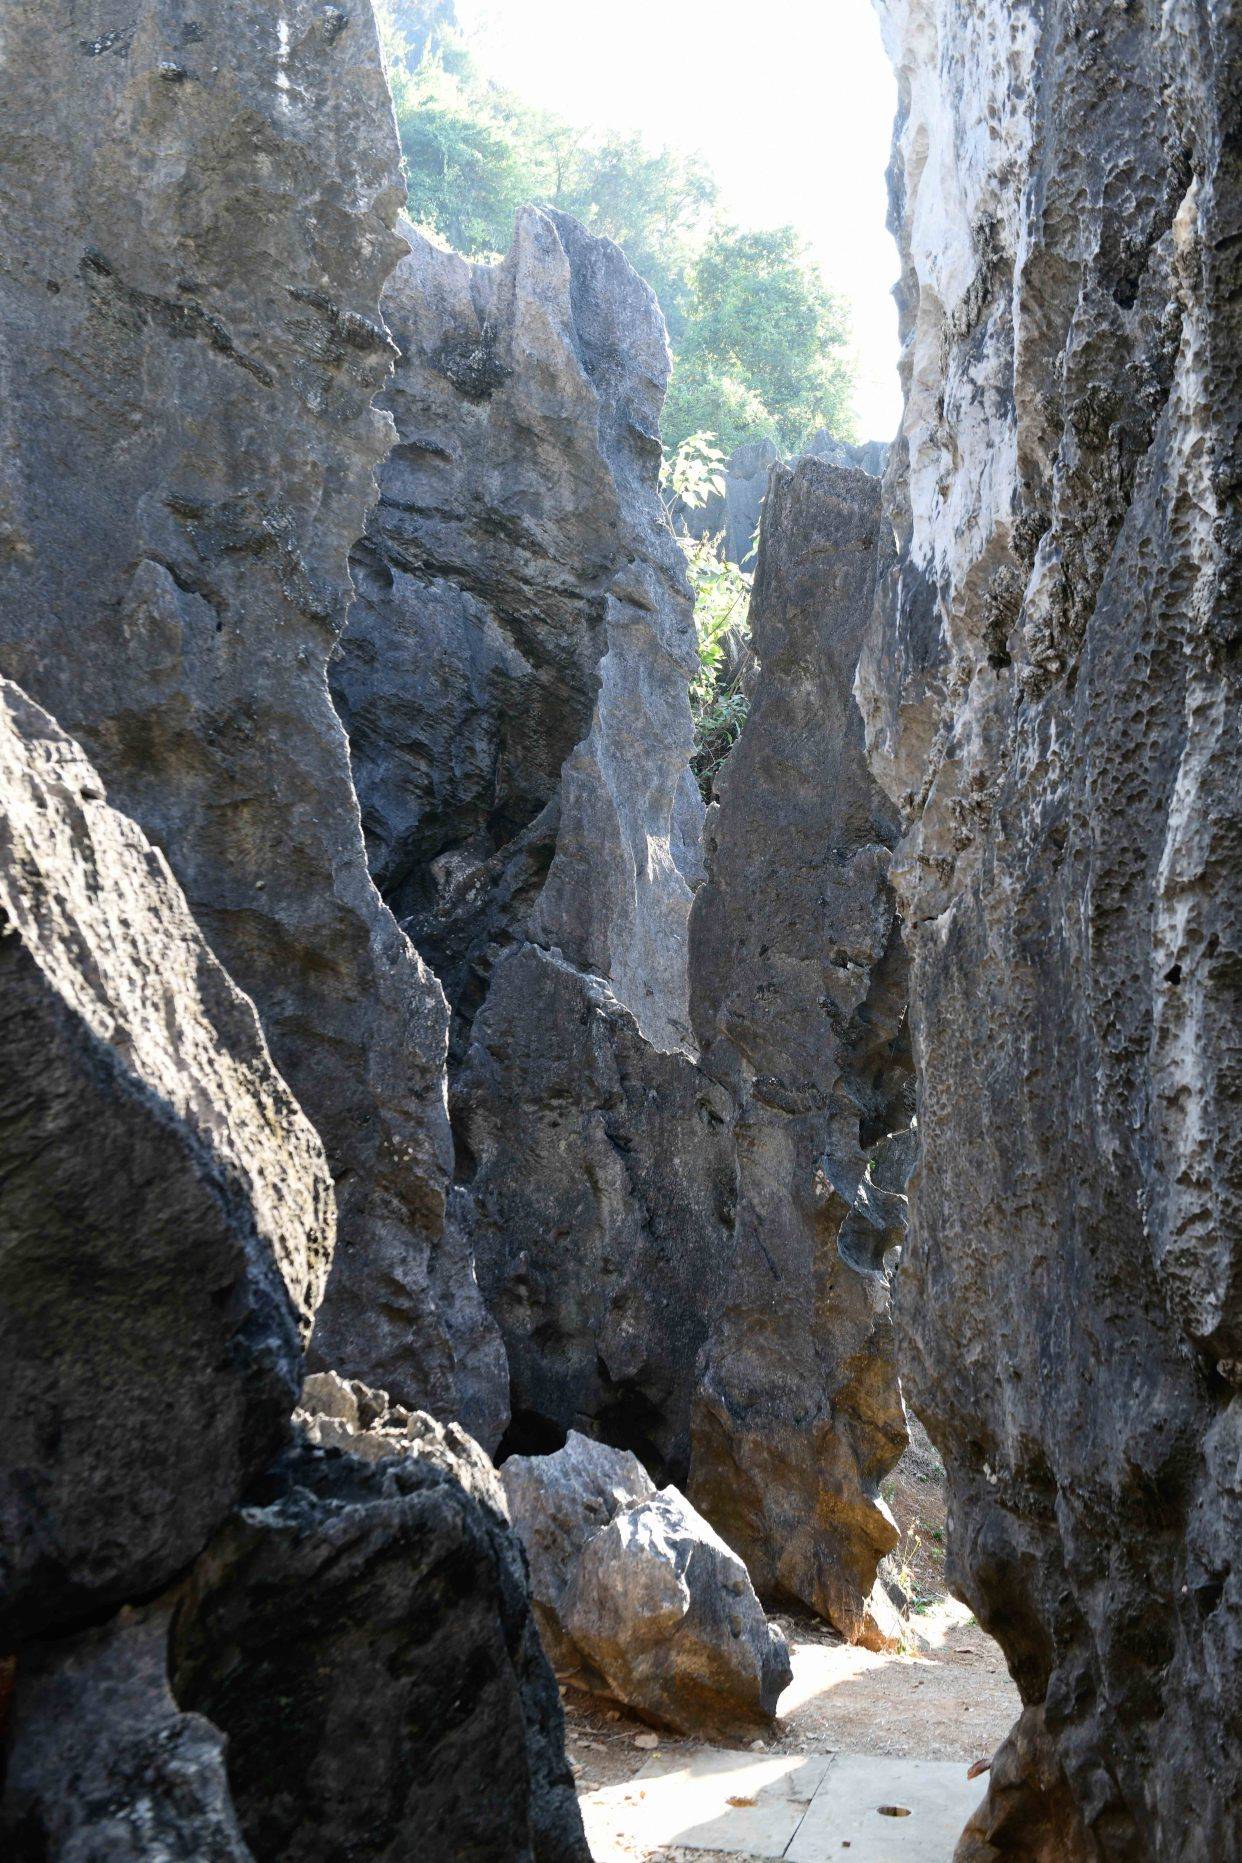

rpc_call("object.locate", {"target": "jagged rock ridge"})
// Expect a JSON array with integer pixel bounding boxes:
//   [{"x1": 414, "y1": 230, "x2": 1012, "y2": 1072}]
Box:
[
  {"x1": 333, "y1": 205, "x2": 704, "y2": 1058},
  {"x1": 862, "y1": 0, "x2": 1240, "y2": 1854}
]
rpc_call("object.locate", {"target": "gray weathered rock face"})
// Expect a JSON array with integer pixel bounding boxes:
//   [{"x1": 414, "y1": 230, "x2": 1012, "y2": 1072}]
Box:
[
  {"x1": 677, "y1": 439, "x2": 779, "y2": 567},
  {"x1": 863, "y1": 0, "x2": 1240, "y2": 1853},
  {"x1": 503, "y1": 1434, "x2": 790, "y2": 1737},
  {"x1": 333, "y1": 206, "x2": 702, "y2": 1058},
  {"x1": 502, "y1": 1434, "x2": 660, "y2": 1676},
  {"x1": 804, "y1": 432, "x2": 891, "y2": 479},
  {"x1": 336, "y1": 210, "x2": 914, "y2": 1637},
  {"x1": 0, "y1": 680, "x2": 333, "y2": 1644},
  {"x1": 457, "y1": 943, "x2": 734, "y2": 1481},
  {"x1": 0, "y1": 0, "x2": 471, "y2": 1422},
  {"x1": 689, "y1": 458, "x2": 913, "y2": 1649},
  {"x1": 172, "y1": 1441, "x2": 589, "y2": 1863},
  {"x1": 1, "y1": 1606, "x2": 252, "y2": 1862},
  {"x1": 333, "y1": 204, "x2": 717, "y2": 1473}
]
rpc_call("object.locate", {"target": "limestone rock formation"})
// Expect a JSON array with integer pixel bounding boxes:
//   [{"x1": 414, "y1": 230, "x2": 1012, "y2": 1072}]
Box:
[
  {"x1": 334, "y1": 206, "x2": 703, "y2": 1056},
  {"x1": 503, "y1": 1434, "x2": 790, "y2": 1736},
  {"x1": 502, "y1": 1433, "x2": 660, "y2": 1674},
  {"x1": 677, "y1": 438, "x2": 779, "y2": 567},
  {"x1": 172, "y1": 1441, "x2": 588, "y2": 1863},
  {"x1": 295, "y1": 1369, "x2": 505, "y2": 1510},
  {"x1": 0, "y1": 0, "x2": 480, "y2": 1424},
  {"x1": 0, "y1": 679, "x2": 333, "y2": 1643},
  {"x1": 335, "y1": 208, "x2": 914, "y2": 1633},
  {"x1": 333, "y1": 204, "x2": 717, "y2": 1469},
  {"x1": 804, "y1": 432, "x2": 891, "y2": 478},
  {"x1": 955, "y1": 1707, "x2": 1097, "y2": 1863},
  {"x1": 862, "y1": 0, "x2": 1241, "y2": 1852},
  {"x1": 457, "y1": 944, "x2": 734, "y2": 1479},
  {"x1": 1, "y1": 1606, "x2": 252, "y2": 1861},
  {"x1": 689, "y1": 458, "x2": 912, "y2": 1649}
]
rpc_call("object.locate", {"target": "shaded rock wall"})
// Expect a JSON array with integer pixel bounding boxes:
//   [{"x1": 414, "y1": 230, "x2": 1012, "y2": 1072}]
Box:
[
  {"x1": 0, "y1": 679, "x2": 333, "y2": 1644},
  {"x1": 0, "y1": 0, "x2": 477, "y2": 1423},
  {"x1": 689, "y1": 458, "x2": 913, "y2": 1648},
  {"x1": 333, "y1": 207, "x2": 702, "y2": 1058},
  {"x1": 333, "y1": 206, "x2": 717, "y2": 1474},
  {"x1": 2, "y1": 1606, "x2": 253, "y2": 1862},
  {"x1": 336, "y1": 204, "x2": 912, "y2": 1641},
  {"x1": 863, "y1": 0, "x2": 1240, "y2": 1853},
  {"x1": 172, "y1": 1438, "x2": 587, "y2": 1863}
]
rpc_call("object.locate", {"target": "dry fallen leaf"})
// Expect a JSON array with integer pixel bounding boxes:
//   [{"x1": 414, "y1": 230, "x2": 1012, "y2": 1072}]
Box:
[{"x1": 726, "y1": 1795, "x2": 758, "y2": 1809}]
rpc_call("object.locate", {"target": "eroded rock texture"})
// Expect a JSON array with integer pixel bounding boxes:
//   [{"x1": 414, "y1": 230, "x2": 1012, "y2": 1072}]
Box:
[
  {"x1": 1, "y1": 1606, "x2": 251, "y2": 1861},
  {"x1": 0, "y1": 679, "x2": 332, "y2": 1643},
  {"x1": 502, "y1": 1434, "x2": 790, "y2": 1737},
  {"x1": 689, "y1": 459, "x2": 912, "y2": 1649},
  {"x1": 678, "y1": 438, "x2": 779, "y2": 567},
  {"x1": 172, "y1": 1441, "x2": 588, "y2": 1863},
  {"x1": 0, "y1": 0, "x2": 473, "y2": 1421},
  {"x1": 863, "y1": 0, "x2": 1240, "y2": 1853},
  {"x1": 333, "y1": 206, "x2": 702, "y2": 1055},
  {"x1": 334, "y1": 207, "x2": 718, "y2": 1471},
  {"x1": 457, "y1": 945, "x2": 733, "y2": 1480}
]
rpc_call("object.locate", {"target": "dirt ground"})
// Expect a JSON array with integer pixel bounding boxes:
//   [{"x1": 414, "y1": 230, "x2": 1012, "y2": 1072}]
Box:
[{"x1": 564, "y1": 1421, "x2": 1020, "y2": 1858}]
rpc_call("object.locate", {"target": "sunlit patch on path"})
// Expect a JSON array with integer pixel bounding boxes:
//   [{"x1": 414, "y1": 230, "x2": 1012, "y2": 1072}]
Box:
[{"x1": 580, "y1": 1746, "x2": 986, "y2": 1860}]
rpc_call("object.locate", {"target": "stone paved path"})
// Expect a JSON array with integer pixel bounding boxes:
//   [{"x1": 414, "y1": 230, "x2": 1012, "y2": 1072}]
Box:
[{"x1": 580, "y1": 1746, "x2": 985, "y2": 1861}]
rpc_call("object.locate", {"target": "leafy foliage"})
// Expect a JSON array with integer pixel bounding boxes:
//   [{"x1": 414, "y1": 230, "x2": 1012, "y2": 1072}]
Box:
[
  {"x1": 663, "y1": 227, "x2": 857, "y2": 454},
  {"x1": 660, "y1": 436, "x2": 755, "y2": 798},
  {"x1": 379, "y1": 10, "x2": 857, "y2": 452}
]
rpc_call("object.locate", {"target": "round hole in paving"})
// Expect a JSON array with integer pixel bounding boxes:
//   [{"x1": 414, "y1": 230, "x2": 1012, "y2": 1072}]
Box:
[{"x1": 877, "y1": 1804, "x2": 912, "y2": 1817}]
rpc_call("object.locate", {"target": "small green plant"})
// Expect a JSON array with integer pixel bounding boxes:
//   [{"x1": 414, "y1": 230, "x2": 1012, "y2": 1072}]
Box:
[{"x1": 660, "y1": 434, "x2": 754, "y2": 798}]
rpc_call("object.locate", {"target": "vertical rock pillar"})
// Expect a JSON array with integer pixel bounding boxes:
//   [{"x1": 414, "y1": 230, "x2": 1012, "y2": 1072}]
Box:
[
  {"x1": 863, "y1": 0, "x2": 1240, "y2": 1851},
  {"x1": 689, "y1": 457, "x2": 913, "y2": 1647}
]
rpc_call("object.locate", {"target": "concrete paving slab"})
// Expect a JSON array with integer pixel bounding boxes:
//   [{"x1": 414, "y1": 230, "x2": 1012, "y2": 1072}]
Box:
[
  {"x1": 579, "y1": 1747, "x2": 834, "y2": 1859},
  {"x1": 786, "y1": 1752, "x2": 985, "y2": 1861}
]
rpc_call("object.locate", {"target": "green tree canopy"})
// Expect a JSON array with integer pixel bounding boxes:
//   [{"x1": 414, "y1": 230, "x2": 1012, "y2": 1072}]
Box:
[
  {"x1": 380, "y1": 8, "x2": 856, "y2": 456},
  {"x1": 663, "y1": 227, "x2": 856, "y2": 453}
]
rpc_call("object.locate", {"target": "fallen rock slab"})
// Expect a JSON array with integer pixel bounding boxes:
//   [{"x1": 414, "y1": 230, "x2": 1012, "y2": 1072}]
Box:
[
  {"x1": 0, "y1": 679, "x2": 333, "y2": 1643},
  {"x1": 503, "y1": 1433, "x2": 790, "y2": 1738}
]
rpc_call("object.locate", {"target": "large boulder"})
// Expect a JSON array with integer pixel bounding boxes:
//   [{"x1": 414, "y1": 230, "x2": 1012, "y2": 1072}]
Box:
[
  {"x1": 503, "y1": 1433, "x2": 791, "y2": 1737},
  {"x1": 501, "y1": 1433, "x2": 659, "y2": 1674},
  {"x1": 1, "y1": 1605, "x2": 251, "y2": 1861},
  {"x1": 861, "y1": 0, "x2": 1240, "y2": 1852},
  {"x1": 0, "y1": 0, "x2": 487, "y2": 1426},
  {"x1": 0, "y1": 679, "x2": 333, "y2": 1643},
  {"x1": 688, "y1": 458, "x2": 913, "y2": 1648},
  {"x1": 171, "y1": 1441, "x2": 588, "y2": 1863}
]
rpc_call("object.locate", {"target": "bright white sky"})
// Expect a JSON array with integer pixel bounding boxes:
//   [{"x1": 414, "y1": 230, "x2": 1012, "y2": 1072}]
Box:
[{"x1": 455, "y1": 0, "x2": 902, "y2": 442}]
